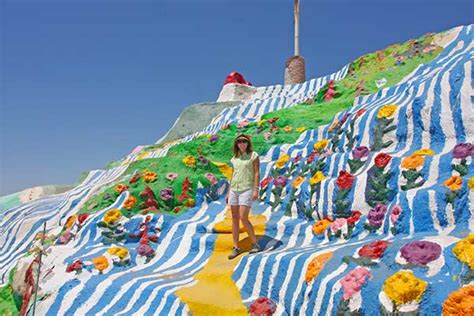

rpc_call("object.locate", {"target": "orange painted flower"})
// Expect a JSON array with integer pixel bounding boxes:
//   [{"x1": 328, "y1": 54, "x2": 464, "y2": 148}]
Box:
[
  {"x1": 92, "y1": 256, "x2": 109, "y2": 272},
  {"x1": 283, "y1": 126, "x2": 293, "y2": 133},
  {"x1": 65, "y1": 215, "x2": 77, "y2": 229},
  {"x1": 444, "y1": 176, "x2": 463, "y2": 191},
  {"x1": 143, "y1": 171, "x2": 157, "y2": 182},
  {"x1": 115, "y1": 183, "x2": 129, "y2": 193},
  {"x1": 292, "y1": 176, "x2": 305, "y2": 188},
  {"x1": 312, "y1": 218, "x2": 333, "y2": 235},
  {"x1": 401, "y1": 154, "x2": 424, "y2": 169},
  {"x1": 124, "y1": 195, "x2": 137, "y2": 209},
  {"x1": 442, "y1": 285, "x2": 474, "y2": 315},
  {"x1": 328, "y1": 120, "x2": 339, "y2": 133},
  {"x1": 305, "y1": 253, "x2": 333, "y2": 283},
  {"x1": 184, "y1": 198, "x2": 195, "y2": 207}
]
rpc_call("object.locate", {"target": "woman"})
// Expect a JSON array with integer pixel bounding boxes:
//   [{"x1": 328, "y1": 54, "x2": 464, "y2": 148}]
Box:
[{"x1": 226, "y1": 133, "x2": 261, "y2": 259}]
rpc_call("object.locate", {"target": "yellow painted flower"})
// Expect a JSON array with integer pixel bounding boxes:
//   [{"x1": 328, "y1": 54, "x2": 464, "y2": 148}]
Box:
[
  {"x1": 453, "y1": 234, "x2": 474, "y2": 268},
  {"x1": 312, "y1": 218, "x2": 333, "y2": 235},
  {"x1": 401, "y1": 154, "x2": 425, "y2": 169},
  {"x1": 182, "y1": 155, "x2": 196, "y2": 167},
  {"x1": 283, "y1": 126, "x2": 293, "y2": 133},
  {"x1": 103, "y1": 208, "x2": 122, "y2": 225},
  {"x1": 444, "y1": 175, "x2": 463, "y2": 191},
  {"x1": 468, "y1": 177, "x2": 474, "y2": 190},
  {"x1": 257, "y1": 119, "x2": 267, "y2": 126},
  {"x1": 305, "y1": 253, "x2": 333, "y2": 283},
  {"x1": 377, "y1": 104, "x2": 398, "y2": 119},
  {"x1": 442, "y1": 285, "x2": 474, "y2": 315},
  {"x1": 123, "y1": 196, "x2": 137, "y2": 209},
  {"x1": 275, "y1": 154, "x2": 290, "y2": 169},
  {"x1": 292, "y1": 176, "x2": 305, "y2": 188},
  {"x1": 309, "y1": 171, "x2": 326, "y2": 186},
  {"x1": 383, "y1": 271, "x2": 427, "y2": 305},
  {"x1": 107, "y1": 247, "x2": 129, "y2": 259},
  {"x1": 313, "y1": 139, "x2": 329, "y2": 152},
  {"x1": 296, "y1": 127, "x2": 306, "y2": 132},
  {"x1": 92, "y1": 256, "x2": 109, "y2": 272},
  {"x1": 143, "y1": 171, "x2": 157, "y2": 182},
  {"x1": 65, "y1": 215, "x2": 77, "y2": 229},
  {"x1": 414, "y1": 148, "x2": 435, "y2": 156}
]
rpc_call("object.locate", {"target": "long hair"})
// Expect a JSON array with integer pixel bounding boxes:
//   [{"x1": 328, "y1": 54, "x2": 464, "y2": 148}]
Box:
[{"x1": 232, "y1": 134, "x2": 254, "y2": 158}]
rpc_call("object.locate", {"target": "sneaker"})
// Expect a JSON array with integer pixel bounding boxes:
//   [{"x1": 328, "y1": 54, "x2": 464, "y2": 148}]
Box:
[
  {"x1": 249, "y1": 243, "x2": 261, "y2": 254},
  {"x1": 228, "y1": 247, "x2": 242, "y2": 259}
]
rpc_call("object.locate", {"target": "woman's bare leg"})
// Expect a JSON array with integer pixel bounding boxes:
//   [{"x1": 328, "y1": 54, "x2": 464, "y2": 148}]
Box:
[
  {"x1": 231, "y1": 205, "x2": 240, "y2": 248},
  {"x1": 239, "y1": 205, "x2": 257, "y2": 244}
]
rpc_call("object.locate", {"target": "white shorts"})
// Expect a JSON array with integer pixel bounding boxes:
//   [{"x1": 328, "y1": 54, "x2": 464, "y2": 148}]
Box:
[{"x1": 229, "y1": 188, "x2": 254, "y2": 207}]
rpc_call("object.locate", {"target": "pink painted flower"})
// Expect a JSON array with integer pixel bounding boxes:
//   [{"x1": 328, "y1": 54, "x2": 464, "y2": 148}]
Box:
[
  {"x1": 237, "y1": 119, "x2": 250, "y2": 128},
  {"x1": 166, "y1": 172, "x2": 178, "y2": 181},
  {"x1": 330, "y1": 218, "x2": 347, "y2": 233},
  {"x1": 263, "y1": 132, "x2": 273, "y2": 140},
  {"x1": 339, "y1": 267, "x2": 372, "y2": 300},
  {"x1": 390, "y1": 205, "x2": 402, "y2": 224}
]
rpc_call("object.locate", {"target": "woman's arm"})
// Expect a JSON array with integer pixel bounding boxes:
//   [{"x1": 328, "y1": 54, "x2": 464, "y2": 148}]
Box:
[{"x1": 252, "y1": 156, "x2": 260, "y2": 200}]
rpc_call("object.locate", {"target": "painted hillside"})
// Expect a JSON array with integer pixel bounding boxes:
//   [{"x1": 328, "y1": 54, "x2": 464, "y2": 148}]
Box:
[{"x1": 1, "y1": 24, "x2": 473, "y2": 316}]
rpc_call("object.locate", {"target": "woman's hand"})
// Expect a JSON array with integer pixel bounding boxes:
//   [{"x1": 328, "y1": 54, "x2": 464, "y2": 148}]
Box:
[{"x1": 252, "y1": 188, "x2": 259, "y2": 201}]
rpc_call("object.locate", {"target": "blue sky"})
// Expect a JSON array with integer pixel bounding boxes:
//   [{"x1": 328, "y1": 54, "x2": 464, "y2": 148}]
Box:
[{"x1": 1, "y1": 0, "x2": 472, "y2": 196}]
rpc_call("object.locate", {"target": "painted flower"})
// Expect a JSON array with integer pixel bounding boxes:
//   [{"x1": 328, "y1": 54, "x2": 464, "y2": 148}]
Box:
[
  {"x1": 340, "y1": 267, "x2": 372, "y2": 300},
  {"x1": 65, "y1": 215, "x2": 77, "y2": 229},
  {"x1": 452, "y1": 142, "x2": 474, "y2": 159},
  {"x1": 401, "y1": 154, "x2": 424, "y2": 169},
  {"x1": 283, "y1": 125, "x2": 293, "y2": 133},
  {"x1": 352, "y1": 146, "x2": 370, "y2": 160},
  {"x1": 296, "y1": 127, "x2": 306, "y2": 132},
  {"x1": 367, "y1": 204, "x2": 387, "y2": 227},
  {"x1": 205, "y1": 173, "x2": 218, "y2": 186},
  {"x1": 143, "y1": 171, "x2": 157, "y2": 182},
  {"x1": 383, "y1": 271, "x2": 427, "y2": 305},
  {"x1": 313, "y1": 139, "x2": 329, "y2": 152},
  {"x1": 237, "y1": 119, "x2": 250, "y2": 128},
  {"x1": 160, "y1": 188, "x2": 174, "y2": 201},
  {"x1": 129, "y1": 172, "x2": 141, "y2": 184},
  {"x1": 358, "y1": 240, "x2": 390, "y2": 259},
  {"x1": 336, "y1": 170, "x2": 355, "y2": 190},
  {"x1": 355, "y1": 108, "x2": 367, "y2": 118},
  {"x1": 66, "y1": 259, "x2": 84, "y2": 273},
  {"x1": 305, "y1": 252, "x2": 333, "y2": 283},
  {"x1": 115, "y1": 183, "x2": 129, "y2": 193},
  {"x1": 249, "y1": 297, "x2": 277, "y2": 316},
  {"x1": 330, "y1": 218, "x2": 347, "y2": 233},
  {"x1": 400, "y1": 240, "x2": 442, "y2": 266},
  {"x1": 442, "y1": 285, "x2": 474, "y2": 315},
  {"x1": 309, "y1": 171, "x2": 326, "y2": 186},
  {"x1": 209, "y1": 134, "x2": 219, "y2": 143},
  {"x1": 377, "y1": 104, "x2": 397, "y2": 119},
  {"x1": 260, "y1": 176, "x2": 273, "y2": 189},
  {"x1": 347, "y1": 210, "x2": 362, "y2": 226},
  {"x1": 273, "y1": 176, "x2": 288, "y2": 188},
  {"x1": 270, "y1": 125, "x2": 279, "y2": 132},
  {"x1": 182, "y1": 155, "x2": 196, "y2": 167},
  {"x1": 275, "y1": 154, "x2": 290, "y2": 169},
  {"x1": 263, "y1": 132, "x2": 273, "y2": 140},
  {"x1": 92, "y1": 256, "x2": 109, "y2": 272},
  {"x1": 328, "y1": 120, "x2": 339, "y2": 133},
  {"x1": 469, "y1": 177, "x2": 474, "y2": 190},
  {"x1": 78, "y1": 213, "x2": 89, "y2": 225},
  {"x1": 268, "y1": 117, "x2": 279, "y2": 124},
  {"x1": 107, "y1": 246, "x2": 129, "y2": 259},
  {"x1": 390, "y1": 205, "x2": 402, "y2": 224},
  {"x1": 444, "y1": 175, "x2": 463, "y2": 191},
  {"x1": 312, "y1": 218, "x2": 333, "y2": 235},
  {"x1": 339, "y1": 113, "x2": 350, "y2": 125},
  {"x1": 198, "y1": 155, "x2": 209, "y2": 166},
  {"x1": 124, "y1": 195, "x2": 137, "y2": 209},
  {"x1": 453, "y1": 234, "x2": 474, "y2": 268},
  {"x1": 292, "y1": 176, "x2": 305, "y2": 188},
  {"x1": 166, "y1": 172, "x2": 178, "y2": 181},
  {"x1": 103, "y1": 209, "x2": 122, "y2": 225},
  {"x1": 184, "y1": 198, "x2": 195, "y2": 207},
  {"x1": 292, "y1": 155, "x2": 303, "y2": 164},
  {"x1": 414, "y1": 148, "x2": 435, "y2": 156},
  {"x1": 137, "y1": 243, "x2": 155, "y2": 258},
  {"x1": 257, "y1": 119, "x2": 267, "y2": 126},
  {"x1": 374, "y1": 153, "x2": 392, "y2": 168}
]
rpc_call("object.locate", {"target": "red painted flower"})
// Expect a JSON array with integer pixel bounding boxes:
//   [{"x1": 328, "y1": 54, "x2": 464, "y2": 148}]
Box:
[
  {"x1": 66, "y1": 259, "x2": 84, "y2": 273},
  {"x1": 358, "y1": 240, "x2": 390, "y2": 259},
  {"x1": 249, "y1": 297, "x2": 277, "y2": 316},
  {"x1": 260, "y1": 176, "x2": 273, "y2": 189},
  {"x1": 355, "y1": 108, "x2": 367, "y2": 118},
  {"x1": 374, "y1": 153, "x2": 392, "y2": 168},
  {"x1": 268, "y1": 117, "x2": 280, "y2": 124},
  {"x1": 347, "y1": 210, "x2": 362, "y2": 225},
  {"x1": 129, "y1": 172, "x2": 141, "y2": 185},
  {"x1": 336, "y1": 170, "x2": 355, "y2": 190},
  {"x1": 293, "y1": 155, "x2": 303, "y2": 164},
  {"x1": 77, "y1": 213, "x2": 89, "y2": 225}
]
